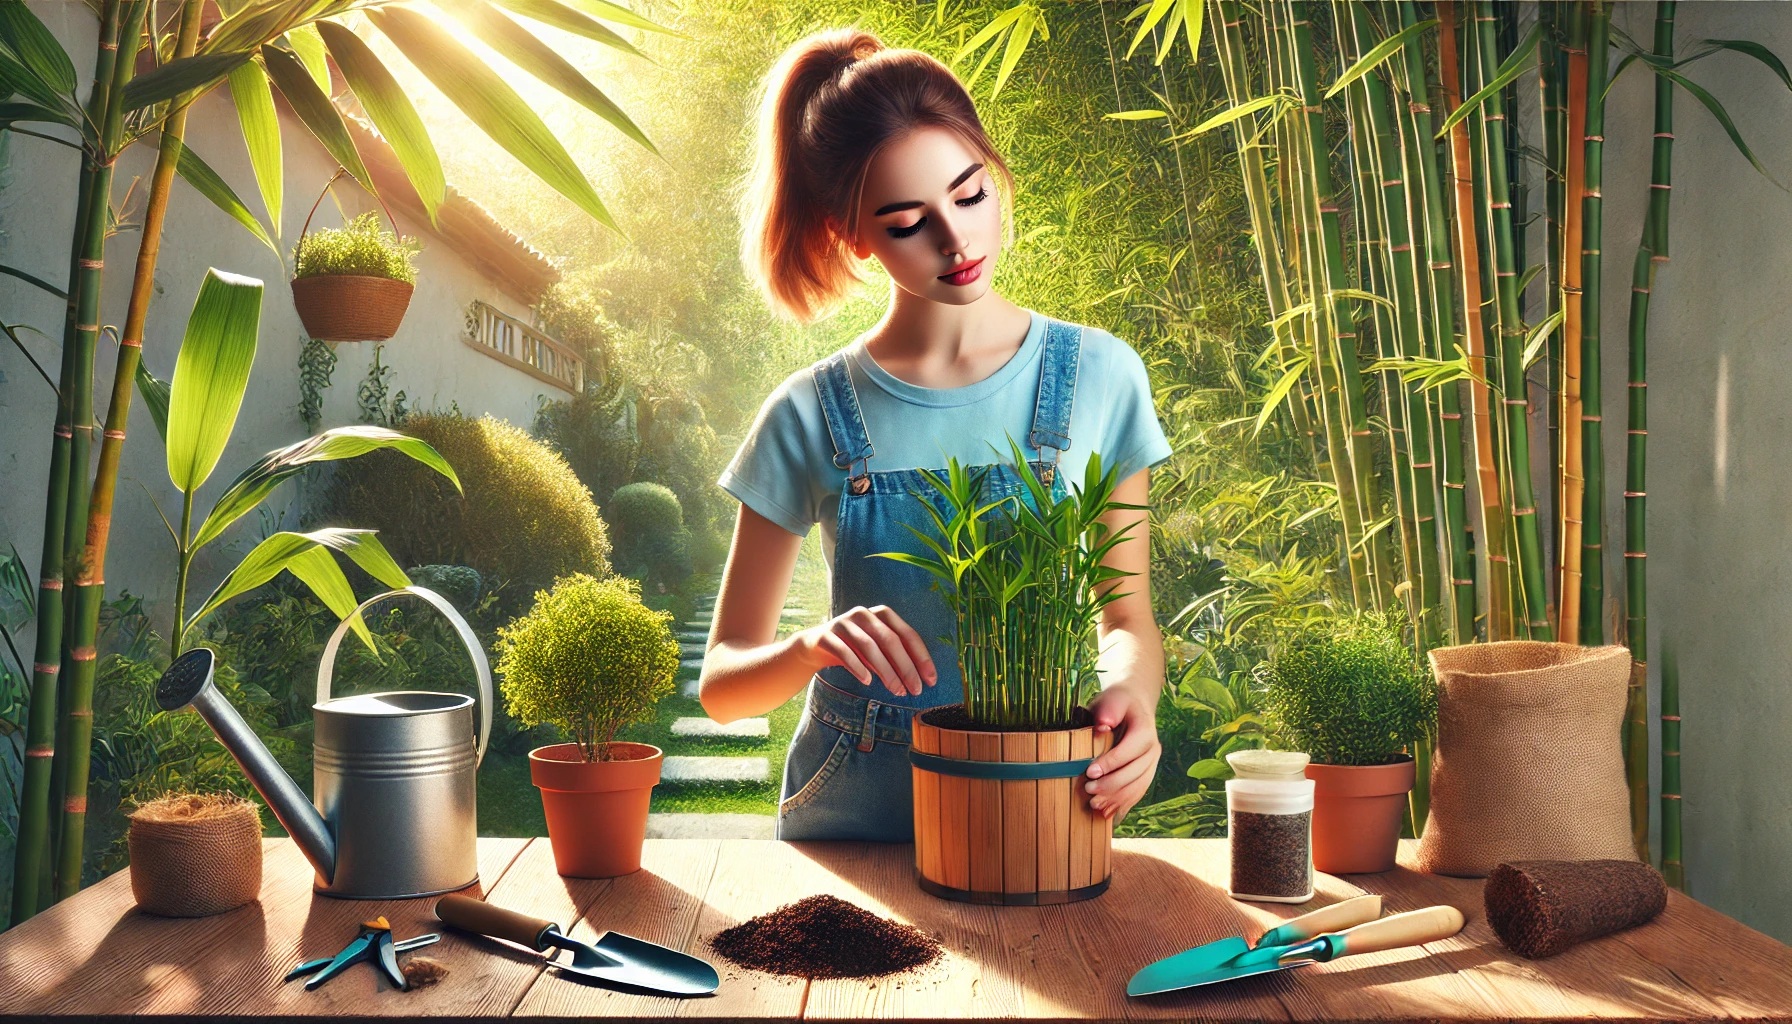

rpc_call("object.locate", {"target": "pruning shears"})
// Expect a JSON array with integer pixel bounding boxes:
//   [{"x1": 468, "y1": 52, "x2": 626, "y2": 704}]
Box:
[{"x1": 283, "y1": 916, "x2": 438, "y2": 992}]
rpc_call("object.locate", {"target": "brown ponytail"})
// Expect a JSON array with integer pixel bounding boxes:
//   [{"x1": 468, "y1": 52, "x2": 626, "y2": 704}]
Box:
[{"x1": 739, "y1": 28, "x2": 1016, "y2": 323}]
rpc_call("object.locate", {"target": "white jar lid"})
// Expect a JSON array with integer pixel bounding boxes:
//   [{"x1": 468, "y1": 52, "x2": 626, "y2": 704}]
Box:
[
  {"x1": 1226, "y1": 776, "x2": 1316, "y2": 814},
  {"x1": 1227, "y1": 749, "x2": 1311, "y2": 780}
]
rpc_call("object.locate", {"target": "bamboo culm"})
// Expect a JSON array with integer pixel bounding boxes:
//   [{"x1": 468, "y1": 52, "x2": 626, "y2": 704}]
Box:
[
  {"x1": 1559, "y1": 5, "x2": 1589, "y2": 644},
  {"x1": 1580, "y1": 1, "x2": 1611, "y2": 644}
]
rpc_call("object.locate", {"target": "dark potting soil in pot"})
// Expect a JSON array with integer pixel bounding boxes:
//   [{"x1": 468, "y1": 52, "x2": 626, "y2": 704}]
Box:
[
  {"x1": 708, "y1": 895, "x2": 944, "y2": 979},
  {"x1": 920, "y1": 704, "x2": 1095, "y2": 732}
]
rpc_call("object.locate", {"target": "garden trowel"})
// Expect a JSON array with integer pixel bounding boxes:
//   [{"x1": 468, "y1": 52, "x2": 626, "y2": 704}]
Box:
[
  {"x1": 436, "y1": 894, "x2": 719, "y2": 996},
  {"x1": 1126, "y1": 895, "x2": 1381, "y2": 996},
  {"x1": 1127, "y1": 902, "x2": 1462, "y2": 997}
]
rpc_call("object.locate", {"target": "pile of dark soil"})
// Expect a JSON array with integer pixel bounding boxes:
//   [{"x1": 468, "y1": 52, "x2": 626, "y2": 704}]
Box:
[{"x1": 708, "y1": 894, "x2": 944, "y2": 979}]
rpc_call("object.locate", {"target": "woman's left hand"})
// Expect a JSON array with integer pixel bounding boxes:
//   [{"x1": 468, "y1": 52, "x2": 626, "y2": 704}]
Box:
[{"x1": 1082, "y1": 685, "x2": 1162, "y2": 821}]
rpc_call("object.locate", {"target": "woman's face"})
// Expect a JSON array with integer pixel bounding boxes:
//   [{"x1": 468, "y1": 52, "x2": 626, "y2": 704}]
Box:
[{"x1": 850, "y1": 125, "x2": 1002, "y2": 306}]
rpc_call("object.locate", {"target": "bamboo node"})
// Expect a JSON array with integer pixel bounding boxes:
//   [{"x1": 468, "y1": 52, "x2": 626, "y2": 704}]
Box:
[
  {"x1": 104, "y1": 429, "x2": 125, "y2": 440},
  {"x1": 43, "y1": 577, "x2": 62, "y2": 591},
  {"x1": 1628, "y1": 429, "x2": 1649, "y2": 436},
  {"x1": 69, "y1": 708, "x2": 92, "y2": 719},
  {"x1": 1586, "y1": 543, "x2": 1603, "y2": 550},
  {"x1": 54, "y1": 426, "x2": 72, "y2": 440},
  {"x1": 1514, "y1": 507, "x2": 1537, "y2": 516},
  {"x1": 1587, "y1": 190, "x2": 1603, "y2": 199},
  {"x1": 1650, "y1": 183, "x2": 1673, "y2": 190},
  {"x1": 122, "y1": 335, "x2": 143, "y2": 349},
  {"x1": 26, "y1": 745, "x2": 52, "y2": 758},
  {"x1": 1624, "y1": 491, "x2": 1647, "y2": 498},
  {"x1": 1662, "y1": 793, "x2": 1683, "y2": 801},
  {"x1": 1452, "y1": 578, "x2": 1475, "y2": 586},
  {"x1": 1490, "y1": 555, "x2": 1510, "y2": 564},
  {"x1": 1654, "y1": 132, "x2": 1676, "y2": 140},
  {"x1": 1412, "y1": 461, "x2": 1435, "y2": 469},
  {"x1": 1624, "y1": 552, "x2": 1647, "y2": 559},
  {"x1": 1587, "y1": 135, "x2": 1606, "y2": 142},
  {"x1": 1440, "y1": 413, "x2": 1463, "y2": 422},
  {"x1": 1391, "y1": 243, "x2": 1413, "y2": 253},
  {"x1": 64, "y1": 797, "x2": 87, "y2": 814},
  {"x1": 1662, "y1": 715, "x2": 1682, "y2": 722},
  {"x1": 76, "y1": 323, "x2": 99, "y2": 333},
  {"x1": 1633, "y1": 286, "x2": 1651, "y2": 295},
  {"x1": 72, "y1": 646, "x2": 97, "y2": 662},
  {"x1": 99, "y1": 41, "x2": 117, "y2": 51},
  {"x1": 1492, "y1": 202, "x2": 1512, "y2": 210},
  {"x1": 1381, "y1": 179, "x2": 1404, "y2": 188},
  {"x1": 1583, "y1": 414, "x2": 1603, "y2": 422},
  {"x1": 1444, "y1": 481, "x2": 1466, "y2": 489},
  {"x1": 1629, "y1": 381, "x2": 1649, "y2": 388},
  {"x1": 32, "y1": 662, "x2": 58, "y2": 675},
  {"x1": 78, "y1": 259, "x2": 102, "y2": 269}
]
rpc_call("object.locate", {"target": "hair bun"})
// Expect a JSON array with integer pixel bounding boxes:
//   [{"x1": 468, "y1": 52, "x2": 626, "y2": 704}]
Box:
[{"x1": 827, "y1": 31, "x2": 882, "y2": 74}]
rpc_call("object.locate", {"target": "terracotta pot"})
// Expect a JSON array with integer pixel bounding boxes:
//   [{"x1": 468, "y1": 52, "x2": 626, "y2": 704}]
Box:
[
  {"x1": 529, "y1": 741, "x2": 662, "y2": 878},
  {"x1": 909, "y1": 706, "x2": 1113, "y2": 905},
  {"x1": 1307, "y1": 755, "x2": 1415, "y2": 874},
  {"x1": 291, "y1": 274, "x2": 414, "y2": 342}
]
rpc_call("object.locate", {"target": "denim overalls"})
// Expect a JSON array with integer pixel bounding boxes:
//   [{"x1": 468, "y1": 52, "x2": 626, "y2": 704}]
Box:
[{"x1": 776, "y1": 317, "x2": 1083, "y2": 841}]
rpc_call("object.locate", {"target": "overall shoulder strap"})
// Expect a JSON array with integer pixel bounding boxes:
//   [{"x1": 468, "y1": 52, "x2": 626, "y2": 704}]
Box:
[
  {"x1": 1028, "y1": 318, "x2": 1083, "y2": 455},
  {"x1": 812, "y1": 351, "x2": 875, "y2": 472}
]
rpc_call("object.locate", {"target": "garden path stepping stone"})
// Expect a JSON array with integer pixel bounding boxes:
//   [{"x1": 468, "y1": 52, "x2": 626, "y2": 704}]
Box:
[
  {"x1": 660, "y1": 756, "x2": 768, "y2": 785},
  {"x1": 680, "y1": 657, "x2": 705, "y2": 671},
  {"x1": 681, "y1": 679, "x2": 701, "y2": 698},
  {"x1": 671, "y1": 716, "x2": 768, "y2": 740},
  {"x1": 645, "y1": 813, "x2": 774, "y2": 840},
  {"x1": 680, "y1": 642, "x2": 706, "y2": 657}
]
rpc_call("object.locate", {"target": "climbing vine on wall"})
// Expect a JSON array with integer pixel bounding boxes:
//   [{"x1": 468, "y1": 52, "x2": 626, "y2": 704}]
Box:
[
  {"x1": 356, "y1": 344, "x2": 408, "y2": 427},
  {"x1": 297, "y1": 336, "x2": 337, "y2": 431}
]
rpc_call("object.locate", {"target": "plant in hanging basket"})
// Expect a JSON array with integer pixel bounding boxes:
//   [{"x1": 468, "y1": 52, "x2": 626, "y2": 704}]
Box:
[
  {"x1": 1258, "y1": 611, "x2": 1437, "y2": 874},
  {"x1": 292, "y1": 209, "x2": 422, "y2": 342},
  {"x1": 495, "y1": 573, "x2": 678, "y2": 877},
  {"x1": 875, "y1": 438, "x2": 1143, "y2": 904}
]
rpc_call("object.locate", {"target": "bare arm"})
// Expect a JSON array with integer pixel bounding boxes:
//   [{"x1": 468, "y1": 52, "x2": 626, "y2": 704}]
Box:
[{"x1": 698, "y1": 503, "x2": 939, "y2": 724}]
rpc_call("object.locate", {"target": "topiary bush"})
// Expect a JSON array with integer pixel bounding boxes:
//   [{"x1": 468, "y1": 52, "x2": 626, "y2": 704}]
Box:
[
  {"x1": 1258, "y1": 611, "x2": 1437, "y2": 767},
  {"x1": 313, "y1": 413, "x2": 610, "y2": 607},
  {"x1": 294, "y1": 212, "x2": 421, "y2": 282},
  {"x1": 605, "y1": 482, "x2": 693, "y2": 592},
  {"x1": 495, "y1": 574, "x2": 679, "y2": 762}
]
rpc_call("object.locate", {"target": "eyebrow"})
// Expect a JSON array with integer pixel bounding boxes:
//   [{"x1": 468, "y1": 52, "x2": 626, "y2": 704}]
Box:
[{"x1": 873, "y1": 162, "x2": 985, "y2": 216}]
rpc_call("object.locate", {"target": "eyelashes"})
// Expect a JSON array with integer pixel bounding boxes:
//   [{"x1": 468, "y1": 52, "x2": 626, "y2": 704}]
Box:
[{"x1": 886, "y1": 187, "x2": 991, "y2": 239}]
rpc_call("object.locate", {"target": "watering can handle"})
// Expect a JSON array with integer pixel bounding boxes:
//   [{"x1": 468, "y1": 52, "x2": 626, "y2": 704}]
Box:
[{"x1": 317, "y1": 586, "x2": 494, "y2": 768}]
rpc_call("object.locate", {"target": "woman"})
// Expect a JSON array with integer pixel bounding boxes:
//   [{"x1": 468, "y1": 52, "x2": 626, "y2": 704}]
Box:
[{"x1": 699, "y1": 27, "x2": 1173, "y2": 841}]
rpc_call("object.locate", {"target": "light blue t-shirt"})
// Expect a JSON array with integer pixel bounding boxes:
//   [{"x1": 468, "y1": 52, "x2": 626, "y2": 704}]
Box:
[{"x1": 716, "y1": 309, "x2": 1174, "y2": 570}]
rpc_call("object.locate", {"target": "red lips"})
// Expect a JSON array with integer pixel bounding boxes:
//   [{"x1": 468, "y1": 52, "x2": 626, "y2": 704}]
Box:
[{"x1": 938, "y1": 256, "x2": 986, "y2": 286}]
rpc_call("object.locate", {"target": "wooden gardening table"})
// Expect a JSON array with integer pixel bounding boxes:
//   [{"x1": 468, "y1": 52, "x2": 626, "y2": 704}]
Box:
[{"x1": 2, "y1": 837, "x2": 1790, "y2": 1022}]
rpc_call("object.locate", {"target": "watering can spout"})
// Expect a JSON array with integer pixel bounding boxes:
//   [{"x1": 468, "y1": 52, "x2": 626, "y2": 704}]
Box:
[{"x1": 155, "y1": 648, "x2": 337, "y2": 884}]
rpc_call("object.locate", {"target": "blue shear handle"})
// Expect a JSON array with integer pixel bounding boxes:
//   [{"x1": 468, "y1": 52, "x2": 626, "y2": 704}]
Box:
[{"x1": 305, "y1": 933, "x2": 377, "y2": 990}]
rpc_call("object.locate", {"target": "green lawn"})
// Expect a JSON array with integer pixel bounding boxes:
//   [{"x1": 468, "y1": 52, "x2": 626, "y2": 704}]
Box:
[{"x1": 479, "y1": 531, "x2": 832, "y2": 833}]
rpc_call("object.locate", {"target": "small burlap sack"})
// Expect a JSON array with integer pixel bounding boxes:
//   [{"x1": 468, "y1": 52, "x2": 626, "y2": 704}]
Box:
[
  {"x1": 1416, "y1": 642, "x2": 1637, "y2": 877},
  {"x1": 128, "y1": 793, "x2": 262, "y2": 917}
]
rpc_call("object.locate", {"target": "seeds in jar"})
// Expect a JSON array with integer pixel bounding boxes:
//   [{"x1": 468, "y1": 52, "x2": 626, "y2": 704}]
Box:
[{"x1": 1230, "y1": 808, "x2": 1312, "y2": 899}]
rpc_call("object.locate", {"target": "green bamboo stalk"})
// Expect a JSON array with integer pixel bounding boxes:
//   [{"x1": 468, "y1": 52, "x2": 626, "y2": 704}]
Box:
[
  {"x1": 10, "y1": 0, "x2": 126, "y2": 926},
  {"x1": 1473, "y1": 1, "x2": 1552, "y2": 640},
  {"x1": 1212, "y1": 0, "x2": 1321, "y2": 457},
  {"x1": 1540, "y1": 0, "x2": 1563, "y2": 572},
  {"x1": 1346, "y1": 1, "x2": 1444, "y2": 651},
  {"x1": 1288, "y1": 0, "x2": 1394, "y2": 611},
  {"x1": 1267, "y1": 0, "x2": 1371, "y2": 608},
  {"x1": 53, "y1": 0, "x2": 190, "y2": 902},
  {"x1": 1624, "y1": 0, "x2": 1674, "y2": 867},
  {"x1": 1581, "y1": 1, "x2": 1611, "y2": 644},
  {"x1": 1395, "y1": 0, "x2": 1476, "y2": 646},
  {"x1": 1660, "y1": 636, "x2": 1682, "y2": 889}
]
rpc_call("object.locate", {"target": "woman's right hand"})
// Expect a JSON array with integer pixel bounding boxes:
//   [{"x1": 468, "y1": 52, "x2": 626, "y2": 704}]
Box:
[{"x1": 797, "y1": 605, "x2": 938, "y2": 697}]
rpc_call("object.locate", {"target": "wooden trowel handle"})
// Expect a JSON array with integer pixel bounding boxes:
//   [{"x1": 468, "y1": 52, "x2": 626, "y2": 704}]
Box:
[
  {"x1": 1331, "y1": 905, "x2": 1465, "y2": 959},
  {"x1": 1258, "y1": 895, "x2": 1383, "y2": 948},
  {"x1": 436, "y1": 894, "x2": 559, "y2": 950}
]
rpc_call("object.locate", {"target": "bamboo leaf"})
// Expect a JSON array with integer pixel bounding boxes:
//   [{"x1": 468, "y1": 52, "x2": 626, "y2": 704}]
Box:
[
  {"x1": 1103, "y1": 108, "x2": 1167, "y2": 120},
  {"x1": 558, "y1": 0, "x2": 677, "y2": 35},
  {"x1": 1520, "y1": 310, "x2": 1566, "y2": 370},
  {"x1": 124, "y1": 50, "x2": 255, "y2": 111},
  {"x1": 1435, "y1": 23, "x2": 1541, "y2": 138},
  {"x1": 490, "y1": 0, "x2": 650, "y2": 60},
  {"x1": 227, "y1": 58, "x2": 282, "y2": 238},
  {"x1": 316, "y1": 21, "x2": 446, "y2": 222},
  {"x1": 1125, "y1": 0, "x2": 1174, "y2": 60},
  {"x1": 1325, "y1": 18, "x2": 1436, "y2": 99},
  {"x1": 1515, "y1": 261, "x2": 1544, "y2": 298},
  {"x1": 0, "y1": 262, "x2": 66, "y2": 299},
  {"x1": 172, "y1": 138, "x2": 280, "y2": 256},
  {"x1": 0, "y1": 99, "x2": 74, "y2": 128},
  {"x1": 1252, "y1": 354, "x2": 1311, "y2": 437},
  {"x1": 1329, "y1": 287, "x2": 1395, "y2": 310},
  {"x1": 431, "y1": 0, "x2": 658, "y2": 156},
  {"x1": 1656, "y1": 66, "x2": 1783, "y2": 187},
  {"x1": 368, "y1": 6, "x2": 618, "y2": 232},
  {"x1": 990, "y1": 6, "x2": 1042, "y2": 99},
  {"x1": 261, "y1": 43, "x2": 374, "y2": 193},
  {"x1": 166, "y1": 269, "x2": 264, "y2": 495},
  {"x1": 194, "y1": 426, "x2": 460, "y2": 550},
  {"x1": 284, "y1": 23, "x2": 331, "y2": 92},
  {"x1": 1687, "y1": 39, "x2": 1792, "y2": 91},
  {"x1": 0, "y1": 2, "x2": 75, "y2": 99},
  {"x1": 1181, "y1": 93, "x2": 1287, "y2": 138},
  {"x1": 954, "y1": 5, "x2": 1026, "y2": 64},
  {"x1": 1266, "y1": 301, "x2": 1315, "y2": 332},
  {"x1": 135, "y1": 361, "x2": 171, "y2": 442}
]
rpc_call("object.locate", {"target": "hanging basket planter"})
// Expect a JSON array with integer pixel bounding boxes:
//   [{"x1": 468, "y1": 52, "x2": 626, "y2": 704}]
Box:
[
  {"x1": 910, "y1": 705, "x2": 1114, "y2": 905},
  {"x1": 291, "y1": 169, "x2": 418, "y2": 342}
]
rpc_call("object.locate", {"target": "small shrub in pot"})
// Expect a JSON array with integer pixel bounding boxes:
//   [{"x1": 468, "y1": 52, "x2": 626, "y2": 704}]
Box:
[
  {"x1": 291, "y1": 212, "x2": 421, "y2": 341},
  {"x1": 496, "y1": 573, "x2": 678, "y2": 876},
  {"x1": 1259, "y1": 611, "x2": 1437, "y2": 873}
]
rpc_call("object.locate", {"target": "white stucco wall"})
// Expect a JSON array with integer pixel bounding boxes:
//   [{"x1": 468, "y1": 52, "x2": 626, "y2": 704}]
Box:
[
  {"x1": 1593, "y1": 3, "x2": 1792, "y2": 942},
  {"x1": 0, "y1": 3, "x2": 568, "y2": 659}
]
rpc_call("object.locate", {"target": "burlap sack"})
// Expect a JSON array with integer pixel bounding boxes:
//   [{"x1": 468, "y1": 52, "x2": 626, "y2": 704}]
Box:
[
  {"x1": 1416, "y1": 642, "x2": 1637, "y2": 877},
  {"x1": 128, "y1": 793, "x2": 262, "y2": 917}
]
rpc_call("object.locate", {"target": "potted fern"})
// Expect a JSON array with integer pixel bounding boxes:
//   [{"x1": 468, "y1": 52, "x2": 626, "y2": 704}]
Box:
[
  {"x1": 876, "y1": 440, "x2": 1141, "y2": 904},
  {"x1": 1258, "y1": 612, "x2": 1437, "y2": 874},
  {"x1": 291, "y1": 191, "x2": 421, "y2": 342},
  {"x1": 496, "y1": 573, "x2": 679, "y2": 878}
]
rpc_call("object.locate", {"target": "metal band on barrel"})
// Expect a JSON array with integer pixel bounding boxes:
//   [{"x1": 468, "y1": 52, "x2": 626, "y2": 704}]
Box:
[{"x1": 908, "y1": 750, "x2": 1093, "y2": 781}]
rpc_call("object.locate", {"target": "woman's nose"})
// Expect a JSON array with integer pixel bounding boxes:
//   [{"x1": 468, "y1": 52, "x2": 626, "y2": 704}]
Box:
[{"x1": 937, "y1": 209, "x2": 970, "y2": 257}]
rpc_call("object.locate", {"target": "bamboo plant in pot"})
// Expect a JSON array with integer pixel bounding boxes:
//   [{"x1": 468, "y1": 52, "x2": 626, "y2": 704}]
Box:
[
  {"x1": 878, "y1": 441, "x2": 1141, "y2": 905},
  {"x1": 496, "y1": 573, "x2": 678, "y2": 878},
  {"x1": 1259, "y1": 613, "x2": 1437, "y2": 874}
]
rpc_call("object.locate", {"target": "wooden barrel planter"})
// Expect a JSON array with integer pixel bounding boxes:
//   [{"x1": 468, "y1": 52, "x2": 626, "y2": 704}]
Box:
[{"x1": 910, "y1": 707, "x2": 1114, "y2": 905}]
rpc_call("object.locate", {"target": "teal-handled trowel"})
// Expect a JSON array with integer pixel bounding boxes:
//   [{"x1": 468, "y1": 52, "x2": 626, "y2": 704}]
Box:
[
  {"x1": 1126, "y1": 894, "x2": 1382, "y2": 997},
  {"x1": 1127, "y1": 902, "x2": 1463, "y2": 997}
]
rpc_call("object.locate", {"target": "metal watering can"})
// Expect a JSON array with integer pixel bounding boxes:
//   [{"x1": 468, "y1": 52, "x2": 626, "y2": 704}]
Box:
[{"x1": 155, "y1": 587, "x2": 492, "y2": 899}]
